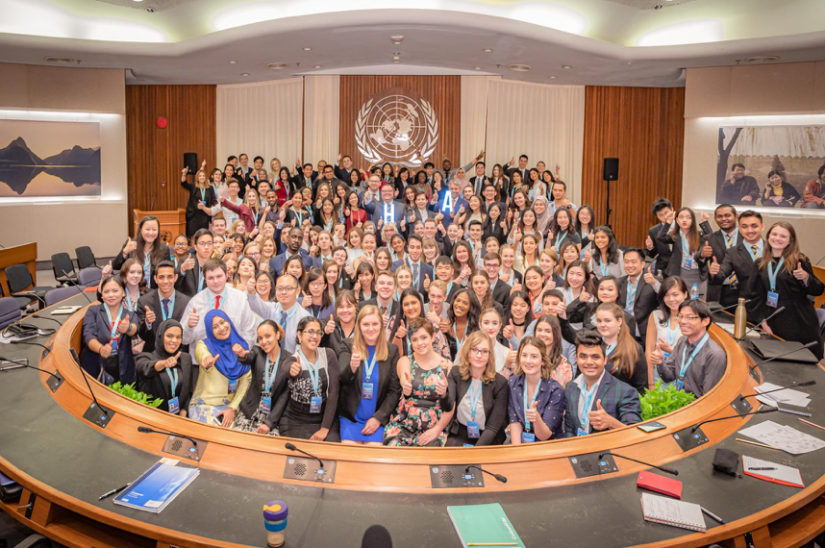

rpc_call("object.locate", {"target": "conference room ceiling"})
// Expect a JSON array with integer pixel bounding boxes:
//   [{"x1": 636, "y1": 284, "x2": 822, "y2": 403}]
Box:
[{"x1": 1, "y1": 0, "x2": 825, "y2": 86}]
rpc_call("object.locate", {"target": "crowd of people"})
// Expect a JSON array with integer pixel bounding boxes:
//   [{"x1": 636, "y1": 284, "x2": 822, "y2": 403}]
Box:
[{"x1": 79, "y1": 151, "x2": 825, "y2": 446}]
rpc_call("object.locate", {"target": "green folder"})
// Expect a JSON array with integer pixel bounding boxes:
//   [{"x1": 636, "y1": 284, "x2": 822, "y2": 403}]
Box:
[{"x1": 447, "y1": 503, "x2": 526, "y2": 547}]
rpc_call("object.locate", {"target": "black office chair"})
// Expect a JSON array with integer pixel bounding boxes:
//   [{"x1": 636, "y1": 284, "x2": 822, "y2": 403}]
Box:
[
  {"x1": 51, "y1": 253, "x2": 79, "y2": 286},
  {"x1": 5, "y1": 264, "x2": 53, "y2": 310},
  {"x1": 75, "y1": 246, "x2": 98, "y2": 270},
  {"x1": 0, "y1": 282, "x2": 33, "y2": 311}
]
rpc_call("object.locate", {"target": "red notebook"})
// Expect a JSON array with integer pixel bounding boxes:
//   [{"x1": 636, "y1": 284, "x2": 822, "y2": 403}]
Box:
[{"x1": 637, "y1": 471, "x2": 683, "y2": 499}]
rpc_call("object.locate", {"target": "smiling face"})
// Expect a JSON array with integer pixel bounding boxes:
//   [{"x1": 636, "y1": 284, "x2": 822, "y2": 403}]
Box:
[
  {"x1": 739, "y1": 215, "x2": 763, "y2": 244},
  {"x1": 664, "y1": 283, "x2": 687, "y2": 312},
  {"x1": 714, "y1": 206, "x2": 736, "y2": 231},
  {"x1": 141, "y1": 219, "x2": 159, "y2": 245},
  {"x1": 401, "y1": 295, "x2": 421, "y2": 319},
  {"x1": 518, "y1": 343, "x2": 543, "y2": 377},
  {"x1": 101, "y1": 279, "x2": 124, "y2": 306},
  {"x1": 566, "y1": 266, "x2": 586, "y2": 289},
  {"x1": 533, "y1": 199, "x2": 546, "y2": 215},
  {"x1": 255, "y1": 274, "x2": 271, "y2": 298},
  {"x1": 768, "y1": 225, "x2": 792, "y2": 254},
  {"x1": 510, "y1": 296, "x2": 528, "y2": 321},
  {"x1": 358, "y1": 269, "x2": 374, "y2": 289},
  {"x1": 154, "y1": 266, "x2": 177, "y2": 296},
  {"x1": 522, "y1": 210, "x2": 536, "y2": 228},
  {"x1": 285, "y1": 260, "x2": 303, "y2": 280},
  {"x1": 594, "y1": 230, "x2": 609, "y2": 250},
  {"x1": 396, "y1": 270, "x2": 412, "y2": 290},
  {"x1": 525, "y1": 270, "x2": 542, "y2": 293},
  {"x1": 126, "y1": 262, "x2": 144, "y2": 287},
  {"x1": 595, "y1": 309, "x2": 621, "y2": 339},
  {"x1": 324, "y1": 264, "x2": 339, "y2": 285},
  {"x1": 597, "y1": 280, "x2": 618, "y2": 304},
  {"x1": 576, "y1": 344, "x2": 605, "y2": 381},
  {"x1": 409, "y1": 325, "x2": 434, "y2": 355},
  {"x1": 452, "y1": 292, "x2": 471, "y2": 318},
  {"x1": 336, "y1": 299, "x2": 356, "y2": 324},
  {"x1": 257, "y1": 323, "x2": 281, "y2": 355},
  {"x1": 360, "y1": 312, "x2": 382, "y2": 344},
  {"x1": 471, "y1": 274, "x2": 489, "y2": 298},
  {"x1": 376, "y1": 274, "x2": 395, "y2": 301},
  {"x1": 678, "y1": 306, "x2": 709, "y2": 338},
  {"x1": 501, "y1": 247, "x2": 515, "y2": 268},
  {"x1": 469, "y1": 337, "x2": 491, "y2": 369},
  {"x1": 211, "y1": 315, "x2": 231, "y2": 341},
  {"x1": 535, "y1": 321, "x2": 554, "y2": 348},
  {"x1": 163, "y1": 326, "x2": 182, "y2": 354},
  {"x1": 480, "y1": 311, "x2": 501, "y2": 338},
  {"x1": 455, "y1": 245, "x2": 469, "y2": 264},
  {"x1": 522, "y1": 237, "x2": 537, "y2": 255},
  {"x1": 297, "y1": 320, "x2": 322, "y2": 351},
  {"x1": 363, "y1": 234, "x2": 377, "y2": 253}
]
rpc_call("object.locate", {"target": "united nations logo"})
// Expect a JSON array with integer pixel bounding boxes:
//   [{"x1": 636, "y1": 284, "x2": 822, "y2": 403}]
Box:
[{"x1": 355, "y1": 89, "x2": 439, "y2": 168}]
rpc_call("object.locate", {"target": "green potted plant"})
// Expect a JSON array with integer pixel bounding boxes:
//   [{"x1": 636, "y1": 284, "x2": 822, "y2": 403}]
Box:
[
  {"x1": 640, "y1": 380, "x2": 695, "y2": 421},
  {"x1": 108, "y1": 381, "x2": 164, "y2": 408}
]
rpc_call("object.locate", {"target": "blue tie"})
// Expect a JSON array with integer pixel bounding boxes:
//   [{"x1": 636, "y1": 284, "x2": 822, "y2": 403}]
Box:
[
  {"x1": 278, "y1": 310, "x2": 287, "y2": 329},
  {"x1": 162, "y1": 298, "x2": 170, "y2": 319}
]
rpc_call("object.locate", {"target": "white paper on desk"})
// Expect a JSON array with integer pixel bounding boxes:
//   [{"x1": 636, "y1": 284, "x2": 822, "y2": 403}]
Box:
[
  {"x1": 755, "y1": 383, "x2": 811, "y2": 408},
  {"x1": 716, "y1": 323, "x2": 761, "y2": 339},
  {"x1": 738, "y1": 420, "x2": 825, "y2": 455},
  {"x1": 742, "y1": 456, "x2": 804, "y2": 487}
]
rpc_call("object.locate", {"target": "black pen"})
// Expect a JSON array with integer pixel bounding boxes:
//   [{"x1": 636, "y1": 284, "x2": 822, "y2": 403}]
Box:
[
  {"x1": 750, "y1": 467, "x2": 776, "y2": 471},
  {"x1": 701, "y1": 507, "x2": 726, "y2": 525},
  {"x1": 99, "y1": 483, "x2": 130, "y2": 501}
]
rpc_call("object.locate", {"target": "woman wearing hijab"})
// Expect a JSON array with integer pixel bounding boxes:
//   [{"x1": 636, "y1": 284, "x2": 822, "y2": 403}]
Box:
[
  {"x1": 189, "y1": 310, "x2": 252, "y2": 427},
  {"x1": 533, "y1": 196, "x2": 553, "y2": 241},
  {"x1": 135, "y1": 320, "x2": 197, "y2": 415}
]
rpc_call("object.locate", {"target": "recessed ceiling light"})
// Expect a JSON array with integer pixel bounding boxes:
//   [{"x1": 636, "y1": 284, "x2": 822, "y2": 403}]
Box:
[
  {"x1": 267, "y1": 62, "x2": 288, "y2": 69},
  {"x1": 391, "y1": 35, "x2": 404, "y2": 45},
  {"x1": 562, "y1": 65, "x2": 572, "y2": 69},
  {"x1": 549, "y1": 76, "x2": 557, "y2": 79},
  {"x1": 508, "y1": 64, "x2": 531, "y2": 72},
  {"x1": 132, "y1": 0, "x2": 144, "y2": 2},
  {"x1": 313, "y1": 65, "x2": 321, "y2": 69},
  {"x1": 303, "y1": 47, "x2": 312, "y2": 51},
  {"x1": 229, "y1": 60, "x2": 237, "y2": 64},
  {"x1": 474, "y1": 66, "x2": 481, "y2": 70},
  {"x1": 44, "y1": 57, "x2": 76, "y2": 64},
  {"x1": 241, "y1": 73, "x2": 249, "y2": 77},
  {"x1": 483, "y1": 48, "x2": 493, "y2": 53}
]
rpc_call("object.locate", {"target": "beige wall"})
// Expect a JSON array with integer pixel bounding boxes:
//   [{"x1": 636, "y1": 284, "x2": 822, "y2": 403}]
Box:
[
  {"x1": 683, "y1": 61, "x2": 825, "y2": 256},
  {"x1": 0, "y1": 62, "x2": 127, "y2": 262}
]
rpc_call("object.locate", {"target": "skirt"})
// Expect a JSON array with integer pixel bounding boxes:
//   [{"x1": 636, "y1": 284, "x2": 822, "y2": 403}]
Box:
[{"x1": 188, "y1": 397, "x2": 231, "y2": 426}]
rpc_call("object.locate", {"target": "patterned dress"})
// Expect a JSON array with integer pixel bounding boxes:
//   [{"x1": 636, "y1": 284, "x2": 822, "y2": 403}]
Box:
[{"x1": 383, "y1": 359, "x2": 447, "y2": 447}]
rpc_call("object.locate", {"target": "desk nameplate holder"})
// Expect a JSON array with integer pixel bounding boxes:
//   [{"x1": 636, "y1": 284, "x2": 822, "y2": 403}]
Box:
[
  {"x1": 82, "y1": 402, "x2": 114, "y2": 429},
  {"x1": 430, "y1": 465, "x2": 485, "y2": 489},
  {"x1": 161, "y1": 436, "x2": 207, "y2": 462},
  {"x1": 569, "y1": 453, "x2": 618, "y2": 479},
  {"x1": 672, "y1": 426, "x2": 709, "y2": 452},
  {"x1": 730, "y1": 397, "x2": 753, "y2": 416},
  {"x1": 283, "y1": 457, "x2": 336, "y2": 484}
]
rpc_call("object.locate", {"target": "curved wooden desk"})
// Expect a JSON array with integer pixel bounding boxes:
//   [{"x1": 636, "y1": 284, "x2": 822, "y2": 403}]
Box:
[{"x1": 1, "y1": 294, "x2": 824, "y2": 548}]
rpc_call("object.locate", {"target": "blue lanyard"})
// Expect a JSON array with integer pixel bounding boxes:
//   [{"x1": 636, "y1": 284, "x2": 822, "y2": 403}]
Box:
[
  {"x1": 665, "y1": 318, "x2": 679, "y2": 347},
  {"x1": 625, "y1": 279, "x2": 638, "y2": 313},
  {"x1": 522, "y1": 378, "x2": 542, "y2": 432},
  {"x1": 160, "y1": 293, "x2": 176, "y2": 321},
  {"x1": 251, "y1": 208, "x2": 259, "y2": 225},
  {"x1": 124, "y1": 287, "x2": 139, "y2": 311},
  {"x1": 579, "y1": 380, "x2": 599, "y2": 432},
  {"x1": 455, "y1": 321, "x2": 468, "y2": 352},
  {"x1": 291, "y1": 208, "x2": 303, "y2": 224},
  {"x1": 768, "y1": 258, "x2": 784, "y2": 292},
  {"x1": 198, "y1": 264, "x2": 205, "y2": 291},
  {"x1": 679, "y1": 332, "x2": 709, "y2": 379},
  {"x1": 606, "y1": 341, "x2": 617, "y2": 356},
  {"x1": 446, "y1": 281, "x2": 454, "y2": 296},
  {"x1": 556, "y1": 231, "x2": 567, "y2": 247},
  {"x1": 298, "y1": 349, "x2": 321, "y2": 394},
  {"x1": 468, "y1": 379, "x2": 483, "y2": 421},
  {"x1": 104, "y1": 304, "x2": 124, "y2": 340},
  {"x1": 265, "y1": 350, "x2": 280, "y2": 393},
  {"x1": 681, "y1": 233, "x2": 693, "y2": 268},
  {"x1": 143, "y1": 254, "x2": 151, "y2": 283},
  {"x1": 199, "y1": 188, "x2": 206, "y2": 203},
  {"x1": 599, "y1": 255, "x2": 609, "y2": 276},
  {"x1": 165, "y1": 367, "x2": 179, "y2": 395},
  {"x1": 363, "y1": 350, "x2": 378, "y2": 380}
]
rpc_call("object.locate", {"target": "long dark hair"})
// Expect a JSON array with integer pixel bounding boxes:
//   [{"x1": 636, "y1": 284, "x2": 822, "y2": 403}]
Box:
[
  {"x1": 657, "y1": 276, "x2": 689, "y2": 326},
  {"x1": 594, "y1": 225, "x2": 620, "y2": 263},
  {"x1": 508, "y1": 289, "x2": 534, "y2": 326},
  {"x1": 392, "y1": 287, "x2": 425, "y2": 349},
  {"x1": 135, "y1": 216, "x2": 166, "y2": 271},
  {"x1": 304, "y1": 267, "x2": 332, "y2": 310},
  {"x1": 447, "y1": 288, "x2": 481, "y2": 334}
]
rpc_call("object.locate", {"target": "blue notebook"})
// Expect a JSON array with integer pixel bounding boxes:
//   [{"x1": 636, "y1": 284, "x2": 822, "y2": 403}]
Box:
[{"x1": 113, "y1": 458, "x2": 199, "y2": 513}]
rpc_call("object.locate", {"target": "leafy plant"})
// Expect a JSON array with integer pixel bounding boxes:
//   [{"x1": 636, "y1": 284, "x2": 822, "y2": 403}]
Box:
[
  {"x1": 640, "y1": 380, "x2": 695, "y2": 421},
  {"x1": 108, "y1": 381, "x2": 164, "y2": 408}
]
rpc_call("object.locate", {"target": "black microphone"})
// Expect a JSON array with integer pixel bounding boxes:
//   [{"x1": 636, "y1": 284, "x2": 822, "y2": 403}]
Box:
[
  {"x1": 709, "y1": 298, "x2": 753, "y2": 313},
  {"x1": 32, "y1": 314, "x2": 64, "y2": 326},
  {"x1": 137, "y1": 426, "x2": 200, "y2": 452},
  {"x1": 740, "y1": 380, "x2": 815, "y2": 401},
  {"x1": 598, "y1": 452, "x2": 678, "y2": 476},
  {"x1": 740, "y1": 306, "x2": 785, "y2": 340},
  {"x1": 284, "y1": 442, "x2": 324, "y2": 469},
  {"x1": 692, "y1": 407, "x2": 777, "y2": 432},
  {"x1": 748, "y1": 341, "x2": 819, "y2": 375},
  {"x1": 68, "y1": 265, "x2": 96, "y2": 305},
  {"x1": 465, "y1": 465, "x2": 507, "y2": 483},
  {"x1": 10, "y1": 340, "x2": 53, "y2": 357},
  {"x1": 0, "y1": 355, "x2": 62, "y2": 382},
  {"x1": 16, "y1": 291, "x2": 47, "y2": 309},
  {"x1": 361, "y1": 525, "x2": 393, "y2": 548},
  {"x1": 69, "y1": 347, "x2": 110, "y2": 421}
]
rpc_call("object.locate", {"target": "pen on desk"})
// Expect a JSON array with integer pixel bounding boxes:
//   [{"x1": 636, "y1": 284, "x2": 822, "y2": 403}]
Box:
[
  {"x1": 750, "y1": 467, "x2": 776, "y2": 471},
  {"x1": 799, "y1": 418, "x2": 825, "y2": 431},
  {"x1": 735, "y1": 438, "x2": 780, "y2": 451},
  {"x1": 701, "y1": 507, "x2": 726, "y2": 525},
  {"x1": 99, "y1": 483, "x2": 130, "y2": 501}
]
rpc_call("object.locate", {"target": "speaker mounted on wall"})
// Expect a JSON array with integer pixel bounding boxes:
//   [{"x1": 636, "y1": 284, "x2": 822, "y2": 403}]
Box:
[
  {"x1": 183, "y1": 153, "x2": 198, "y2": 175},
  {"x1": 603, "y1": 158, "x2": 619, "y2": 181}
]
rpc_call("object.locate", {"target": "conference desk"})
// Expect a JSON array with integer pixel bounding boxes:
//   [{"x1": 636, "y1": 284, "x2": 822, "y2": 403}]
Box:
[{"x1": 1, "y1": 294, "x2": 824, "y2": 548}]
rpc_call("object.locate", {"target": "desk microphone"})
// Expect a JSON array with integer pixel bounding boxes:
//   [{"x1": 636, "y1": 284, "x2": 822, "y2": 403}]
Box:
[
  {"x1": 137, "y1": 426, "x2": 200, "y2": 452},
  {"x1": 598, "y1": 452, "x2": 678, "y2": 476},
  {"x1": 739, "y1": 380, "x2": 815, "y2": 401},
  {"x1": 0, "y1": 356, "x2": 63, "y2": 384},
  {"x1": 691, "y1": 407, "x2": 776, "y2": 433},
  {"x1": 748, "y1": 341, "x2": 819, "y2": 376},
  {"x1": 739, "y1": 306, "x2": 785, "y2": 340},
  {"x1": 465, "y1": 465, "x2": 508, "y2": 483},
  {"x1": 69, "y1": 347, "x2": 110, "y2": 422},
  {"x1": 284, "y1": 442, "x2": 324, "y2": 469},
  {"x1": 16, "y1": 292, "x2": 47, "y2": 309},
  {"x1": 69, "y1": 265, "x2": 97, "y2": 305},
  {"x1": 10, "y1": 340, "x2": 53, "y2": 357},
  {"x1": 710, "y1": 299, "x2": 752, "y2": 313},
  {"x1": 32, "y1": 314, "x2": 64, "y2": 327}
]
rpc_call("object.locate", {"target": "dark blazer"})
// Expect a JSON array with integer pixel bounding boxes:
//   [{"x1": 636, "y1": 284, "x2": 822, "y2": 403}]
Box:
[
  {"x1": 489, "y1": 280, "x2": 512, "y2": 308},
  {"x1": 320, "y1": 318, "x2": 355, "y2": 355},
  {"x1": 647, "y1": 223, "x2": 672, "y2": 274},
  {"x1": 271, "y1": 348, "x2": 340, "y2": 430},
  {"x1": 658, "y1": 229, "x2": 707, "y2": 280},
  {"x1": 447, "y1": 369, "x2": 509, "y2": 446},
  {"x1": 567, "y1": 301, "x2": 638, "y2": 339},
  {"x1": 337, "y1": 340, "x2": 401, "y2": 426},
  {"x1": 237, "y1": 346, "x2": 291, "y2": 422},
  {"x1": 136, "y1": 290, "x2": 190, "y2": 353},
  {"x1": 563, "y1": 373, "x2": 642, "y2": 437},
  {"x1": 174, "y1": 258, "x2": 208, "y2": 297},
  {"x1": 617, "y1": 275, "x2": 658, "y2": 346},
  {"x1": 135, "y1": 352, "x2": 197, "y2": 413},
  {"x1": 391, "y1": 259, "x2": 434, "y2": 294},
  {"x1": 81, "y1": 304, "x2": 139, "y2": 384},
  {"x1": 701, "y1": 230, "x2": 737, "y2": 303},
  {"x1": 358, "y1": 297, "x2": 399, "y2": 318},
  {"x1": 364, "y1": 199, "x2": 406, "y2": 225},
  {"x1": 469, "y1": 175, "x2": 489, "y2": 196},
  {"x1": 112, "y1": 245, "x2": 172, "y2": 289},
  {"x1": 269, "y1": 250, "x2": 317, "y2": 276},
  {"x1": 710, "y1": 240, "x2": 763, "y2": 322},
  {"x1": 234, "y1": 167, "x2": 254, "y2": 198}
]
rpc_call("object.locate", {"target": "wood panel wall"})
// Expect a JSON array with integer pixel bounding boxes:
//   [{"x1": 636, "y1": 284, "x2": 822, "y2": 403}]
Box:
[
  {"x1": 582, "y1": 86, "x2": 685, "y2": 247},
  {"x1": 339, "y1": 76, "x2": 461, "y2": 170},
  {"x1": 126, "y1": 85, "x2": 216, "y2": 234}
]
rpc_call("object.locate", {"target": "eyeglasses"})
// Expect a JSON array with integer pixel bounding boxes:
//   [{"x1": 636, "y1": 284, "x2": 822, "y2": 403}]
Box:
[
  {"x1": 677, "y1": 315, "x2": 700, "y2": 322},
  {"x1": 196, "y1": 241, "x2": 214, "y2": 247},
  {"x1": 276, "y1": 286, "x2": 297, "y2": 292},
  {"x1": 309, "y1": 280, "x2": 325, "y2": 288},
  {"x1": 470, "y1": 347, "x2": 490, "y2": 357},
  {"x1": 302, "y1": 329, "x2": 323, "y2": 337}
]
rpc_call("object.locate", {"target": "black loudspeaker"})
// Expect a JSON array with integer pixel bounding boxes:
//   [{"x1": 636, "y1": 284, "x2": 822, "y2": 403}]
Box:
[
  {"x1": 184, "y1": 152, "x2": 198, "y2": 175},
  {"x1": 603, "y1": 158, "x2": 619, "y2": 181}
]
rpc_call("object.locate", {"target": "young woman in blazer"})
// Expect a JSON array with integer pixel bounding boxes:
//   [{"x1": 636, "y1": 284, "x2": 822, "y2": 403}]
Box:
[
  {"x1": 82, "y1": 276, "x2": 139, "y2": 385},
  {"x1": 135, "y1": 319, "x2": 196, "y2": 415},
  {"x1": 595, "y1": 303, "x2": 649, "y2": 395},
  {"x1": 181, "y1": 166, "x2": 218, "y2": 238},
  {"x1": 508, "y1": 336, "x2": 566, "y2": 443},
  {"x1": 338, "y1": 305, "x2": 402, "y2": 445},
  {"x1": 112, "y1": 216, "x2": 171, "y2": 289},
  {"x1": 660, "y1": 207, "x2": 707, "y2": 297},
  {"x1": 446, "y1": 331, "x2": 509, "y2": 446},
  {"x1": 322, "y1": 290, "x2": 358, "y2": 354}
]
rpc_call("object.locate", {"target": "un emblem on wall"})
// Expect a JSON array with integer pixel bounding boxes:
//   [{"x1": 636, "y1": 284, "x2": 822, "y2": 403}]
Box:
[{"x1": 355, "y1": 89, "x2": 439, "y2": 168}]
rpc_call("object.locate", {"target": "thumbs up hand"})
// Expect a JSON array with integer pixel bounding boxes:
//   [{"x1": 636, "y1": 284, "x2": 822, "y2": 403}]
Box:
[
  {"x1": 350, "y1": 347, "x2": 361, "y2": 373},
  {"x1": 201, "y1": 352, "x2": 220, "y2": 369},
  {"x1": 401, "y1": 370, "x2": 413, "y2": 396},
  {"x1": 246, "y1": 277, "x2": 256, "y2": 295},
  {"x1": 117, "y1": 315, "x2": 131, "y2": 334},
  {"x1": 645, "y1": 235, "x2": 654, "y2": 251},
  {"x1": 232, "y1": 343, "x2": 249, "y2": 358},
  {"x1": 187, "y1": 307, "x2": 199, "y2": 328},
  {"x1": 423, "y1": 274, "x2": 431, "y2": 292},
  {"x1": 101, "y1": 260, "x2": 113, "y2": 279},
  {"x1": 435, "y1": 371, "x2": 448, "y2": 397},
  {"x1": 701, "y1": 240, "x2": 713, "y2": 258},
  {"x1": 503, "y1": 319, "x2": 515, "y2": 339},
  {"x1": 144, "y1": 305, "x2": 156, "y2": 325},
  {"x1": 302, "y1": 292, "x2": 313, "y2": 308},
  {"x1": 289, "y1": 357, "x2": 302, "y2": 378},
  {"x1": 123, "y1": 238, "x2": 138, "y2": 256},
  {"x1": 793, "y1": 261, "x2": 809, "y2": 283},
  {"x1": 709, "y1": 256, "x2": 720, "y2": 276},
  {"x1": 325, "y1": 314, "x2": 337, "y2": 335},
  {"x1": 588, "y1": 399, "x2": 613, "y2": 431},
  {"x1": 525, "y1": 400, "x2": 539, "y2": 423},
  {"x1": 396, "y1": 321, "x2": 408, "y2": 340},
  {"x1": 164, "y1": 351, "x2": 181, "y2": 369},
  {"x1": 650, "y1": 343, "x2": 663, "y2": 365}
]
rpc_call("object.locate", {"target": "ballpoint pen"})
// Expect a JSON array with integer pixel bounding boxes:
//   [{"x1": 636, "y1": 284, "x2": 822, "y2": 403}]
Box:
[
  {"x1": 701, "y1": 507, "x2": 726, "y2": 525},
  {"x1": 99, "y1": 483, "x2": 130, "y2": 501}
]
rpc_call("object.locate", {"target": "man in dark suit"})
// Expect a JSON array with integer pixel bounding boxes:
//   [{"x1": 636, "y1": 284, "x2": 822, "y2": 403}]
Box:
[
  {"x1": 617, "y1": 248, "x2": 658, "y2": 346},
  {"x1": 364, "y1": 182, "x2": 406, "y2": 226},
  {"x1": 269, "y1": 227, "x2": 317, "y2": 274},
  {"x1": 359, "y1": 270, "x2": 399, "y2": 318},
  {"x1": 481, "y1": 252, "x2": 511, "y2": 307},
  {"x1": 291, "y1": 162, "x2": 317, "y2": 192},
  {"x1": 698, "y1": 204, "x2": 739, "y2": 307},
  {"x1": 137, "y1": 260, "x2": 191, "y2": 354},
  {"x1": 708, "y1": 210, "x2": 765, "y2": 322},
  {"x1": 391, "y1": 235, "x2": 433, "y2": 294},
  {"x1": 175, "y1": 229, "x2": 214, "y2": 297},
  {"x1": 234, "y1": 153, "x2": 254, "y2": 199},
  {"x1": 469, "y1": 161, "x2": 488, "y2": 195},
  {"x1": 563, "y1": 330, "x2": 642, "y2": 437},
  {"x1": 503, "y1": 154, "x2": 530, "y2": 186},
  {"x1": 645, "y1": 198, "x2": 675, "y2": 274},
  {"x1": 334, "y1": 154, "x2": 358, "y2": 185},
  {"x1": 313, "y1": 164, "x2": 345, "y2": 196}
]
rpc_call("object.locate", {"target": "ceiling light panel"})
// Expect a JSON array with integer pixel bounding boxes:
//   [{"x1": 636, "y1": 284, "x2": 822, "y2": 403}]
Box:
[
  {"x1": 94, "y1": 0, "x2": 197, "y2": 11},
  {"x1": 602, "y1": 0, "x2": 699, "y2": 9}
]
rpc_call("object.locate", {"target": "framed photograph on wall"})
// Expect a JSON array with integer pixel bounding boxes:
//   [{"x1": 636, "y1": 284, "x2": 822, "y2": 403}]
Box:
[{"x1": 716, "y1": 125, "x2": 825, "y2": 209}]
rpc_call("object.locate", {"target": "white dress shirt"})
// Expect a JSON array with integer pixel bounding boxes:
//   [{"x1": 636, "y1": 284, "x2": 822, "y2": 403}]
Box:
[{"x1": 247, "y1": 294, "x2": 311, "y2": 353}]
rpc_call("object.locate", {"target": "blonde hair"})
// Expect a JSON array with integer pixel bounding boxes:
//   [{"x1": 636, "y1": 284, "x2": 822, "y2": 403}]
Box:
[
  {"x1": 353, "y1": 305, "x2": 389, "y2": 362},
  {"x1": 596, "y1": 303, "x2": 638, "y2": 378},
  {"x1": 457, "y1": 331, "x2": 497, "y2": 384}
]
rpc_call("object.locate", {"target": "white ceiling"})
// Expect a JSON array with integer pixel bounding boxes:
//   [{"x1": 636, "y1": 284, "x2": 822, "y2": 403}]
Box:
[{"x1": 1, "y1": 0, "x2": 825, "y2": 86}]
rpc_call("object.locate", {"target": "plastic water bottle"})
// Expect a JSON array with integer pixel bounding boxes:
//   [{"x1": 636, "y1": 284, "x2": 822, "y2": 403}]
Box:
[{"x1": 690, "y1": 283, "x2": 699, "y2": 301}]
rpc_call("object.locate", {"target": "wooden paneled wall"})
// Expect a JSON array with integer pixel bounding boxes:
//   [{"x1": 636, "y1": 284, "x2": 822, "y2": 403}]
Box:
[
  {"x1": 126, "y1": 85, "x2": 216, "y2": 234},
  {"x1": 339, "y1": 76, "x2": 461, "y2": 170},
  {"x1": 582, "y1": 86, "x2": 685, "y2": 247}
]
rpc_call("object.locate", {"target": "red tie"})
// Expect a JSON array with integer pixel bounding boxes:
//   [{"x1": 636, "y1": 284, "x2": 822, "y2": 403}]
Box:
[{"x1": 215, "y1": 296, "x2": 221, "y2": 310}]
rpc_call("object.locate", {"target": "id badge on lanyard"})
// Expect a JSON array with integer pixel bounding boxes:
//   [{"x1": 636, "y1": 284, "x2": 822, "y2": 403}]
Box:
[
  {"x1": 262, "y1": 396, "x2": 272, "y2": 413},
  {"x1": 310, "y1": 396, "x2": 323, "y2": 413},
  {"x1": 168, "y1": 396, "x2": 180, "y2": 414}
]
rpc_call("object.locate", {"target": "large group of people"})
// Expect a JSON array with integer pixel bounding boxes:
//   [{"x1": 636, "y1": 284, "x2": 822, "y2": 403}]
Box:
[{"x1": 79, "y1": 151, "x2": 825, "y2": 446}]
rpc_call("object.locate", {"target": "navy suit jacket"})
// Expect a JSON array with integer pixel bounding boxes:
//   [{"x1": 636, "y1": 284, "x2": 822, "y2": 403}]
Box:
[
  {"x1": 563, "y1": 372, "x2": 642, "y2": 437},
  {"x1": 269, "y1": 250, "x2": 317, "y2": 276},
  {"x1": 391, "y1": 258, "x2": 434, "y2": 293},
  {"x1": 364, "y1": 199, "x2": 406, "y2": 225},
  {"x1": 81, "y1": 304, "x2": 139, "y2": 385}
]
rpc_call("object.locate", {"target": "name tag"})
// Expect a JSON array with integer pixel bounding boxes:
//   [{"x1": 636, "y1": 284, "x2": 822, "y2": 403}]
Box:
[
  {"x1": 580, "y1": 249, "x2": 587, "y2": 259},
  {"x1": 767, "y1": 291, "x2": 779, "y2": 308},
  {"x1": 310, "y1": 396, "x2": 323, "y2": 414},
  {"x1": 682, "y1": 257, "x2": 693, "y2": 269},
  {"x1": 463, "y1": 443, "x2": 474, "y2": 447},
  {"x1": 262, "y1": 396, "x2": 272, "y2": 413},
  {"x1": 521, "y1": 432, "x2": 536, "y2": 443},
  {"x1": 168, "y1": 396, "x2": 180, "y2": 414},
  {"x1": 110, "y1": 339, "x2": 119, "y2": 356},
  {"x1": 576, "y1": 428, "x2": 589, "y2": 437},
  {"x1": 467, "y1": 420, "x2": 480, "y2": 439},
  {"x1": 362, "y1": 382, "x2": 374, "y2": 400},
  {"x1": 228, "y1": 379, "x2": 238, "y2": 393},
  {"x1": 676, "y1": 380, "x2": 684, "y2": 391}
]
